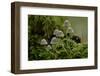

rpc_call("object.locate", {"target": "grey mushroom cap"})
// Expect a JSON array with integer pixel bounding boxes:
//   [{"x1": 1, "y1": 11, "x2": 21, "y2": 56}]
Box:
[
  {"x1": 67, "y1": 27, "x2": 74, "y2": 33},
  {"x1": 56, "y1": 30, "x2": 64, "y2": 37},
  {"x1": 53, "y1": 29, "x2": 59, "y2": 35},
  {"x1": 50, "y1": 37, "x2": 58, "y2": 44},
  {"x1": 47, "y1": 45, "x2": 52, "y2": 50},
  {"x1": 64, "y1": 20, "x2": 71, "y2": 27},
  {"x1": 40, "y1": 39, "x2": 48, "y2": 45},
  {"x1": 53, "y1": 29, "x2": 64, "y2": 37}
]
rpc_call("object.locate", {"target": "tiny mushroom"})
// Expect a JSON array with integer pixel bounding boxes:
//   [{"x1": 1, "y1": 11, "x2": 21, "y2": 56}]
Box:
[
  {"x1": 53, "y1": 29, "x2": 59, "y2": 36},
  {"x1": 47, "y1": 45, "x2": 52, "y2": 50},
  {"x1": 67, "y1": 27, "x2": 74, "y2": 34},
  {"x1": 40, "y1": 39, "x2": 48, "y2": 45},
  {"x1": 63, "y1": 20, "x2": 71, "y2": 28},
  {"x1": 50, "y1": 37, "x2": 58, "y2": 44},
  {"x1": 56, "y1": 30, "x2": 64, "y2": 38},
  {"x1": 53, "y1": 29, "x2": 64, "y2": 38}
]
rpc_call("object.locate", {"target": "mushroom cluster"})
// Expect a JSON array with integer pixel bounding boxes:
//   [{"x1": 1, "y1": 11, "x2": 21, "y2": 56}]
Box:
[{"x1": 40, "y1": 20, "x2": 75, "y2": 50}]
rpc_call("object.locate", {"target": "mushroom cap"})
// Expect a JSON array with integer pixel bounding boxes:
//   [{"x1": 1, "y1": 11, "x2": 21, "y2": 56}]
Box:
[
  {"x1": 50, "y1": 37, "x2": 58, "y2": 44},
  {"x1": 53, "y1": 29, "x2": 64, "y2": 37},
  {"x1": 64, "y1": 20, "x2": 71, "y2": 27},
  {"x1": 40, "y1": 39, "x2": 48, "y2": 45},
  {"x1": 53, "y1": 29, "x2": 59, "y2": 35},
  {"x1": 56, "y1": 30, "x2": 64, "y2": 37},
  {"x1": 47, "y1": 45, "x2": 52, "y2": 49},
  {"x1": 67, "y1": 27, "x2": 74, "y2": 33}
]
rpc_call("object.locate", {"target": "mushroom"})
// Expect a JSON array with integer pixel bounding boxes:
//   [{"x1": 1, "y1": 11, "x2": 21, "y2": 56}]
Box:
[
  {"x1": 67, "y1": 27, "x2": 74, "y2": 34},
  {"x1": 53, "y1": 29, "x2": 59, "y2": 35},
  {"x1": 56, "y1": 30, "x2": 64, "y2": 37},
  {"x1": 50, "y1": 37, "x2": 58, "y2": 44},
  {"x1": 63, "y1": 20, "x2": 71, "y2": 28},
  {"x1": 47, "y1": 45, "x2": 52, "y2": 50},
  {"x1": 40, "y1": 39, "x2": 48, "y2": 45},
  {"x1": 53, "y1": 29, "x2": 64, "y2": 38}
]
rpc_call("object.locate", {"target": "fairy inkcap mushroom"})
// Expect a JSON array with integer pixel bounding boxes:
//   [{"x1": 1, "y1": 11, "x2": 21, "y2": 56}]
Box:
[
  {"x1": 67, "y1": 27, "x2": 74, "y2": 34},
  {"x1": 50, "y1": 37, "x2": 58, "y2": 44},
  {"x1": 53, "y1": 29, "x2": 59, "y2": 36},
  {"x1": 56, "y1": 30, "x2": 64, "y2": 37},
  {"x1": 63, "y1": 20, "x2": 71, "y2": 28},
  {"x1": 40, "y1": 39, "x2": 48, "y2": 45},
  {"x1": 47, "y1": 45, "x2": 52, "y2": 50},
  {"x1": 53, "y1": 29, "x2": 64, "y2": 38}
]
